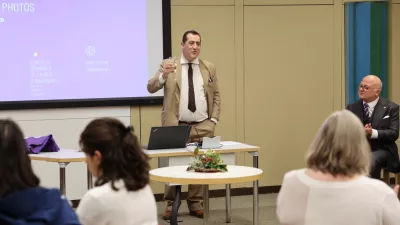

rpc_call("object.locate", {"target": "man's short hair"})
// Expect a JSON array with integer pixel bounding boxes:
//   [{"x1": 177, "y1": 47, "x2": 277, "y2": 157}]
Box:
[{"x1": 182, "y1": 30, "x2": 201, "y2": 44}]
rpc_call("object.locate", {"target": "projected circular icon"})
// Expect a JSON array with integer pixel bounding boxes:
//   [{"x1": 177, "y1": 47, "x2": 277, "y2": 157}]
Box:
[
  {"x1": 0, "y1": 18, "x2": 4, "y2": 23},
  {"x1": 85, "y1": 46, "x2": 96, "y2": 57}
]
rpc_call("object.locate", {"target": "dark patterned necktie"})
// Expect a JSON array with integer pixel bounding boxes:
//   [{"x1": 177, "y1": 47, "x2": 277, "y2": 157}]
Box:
[
  {"x1": 363, "y1": 103, "x2": 370, "y2": 124},
  {"x1": 188, "y1": 63, "x2": 196, "y2": 112},
  {"x1": 364, "y1": 103, "x2": 370, "y2": 117}
]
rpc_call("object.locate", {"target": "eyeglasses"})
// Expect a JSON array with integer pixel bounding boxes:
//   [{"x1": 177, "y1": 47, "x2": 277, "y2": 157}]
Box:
[{"x1": 358, "y1": 84, "x2": 374, "y2": 91}]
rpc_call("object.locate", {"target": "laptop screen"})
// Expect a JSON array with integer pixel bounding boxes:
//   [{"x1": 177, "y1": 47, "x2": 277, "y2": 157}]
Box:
[{"x1": 147, "y1": 125, "x2": 191, "y2": 150}]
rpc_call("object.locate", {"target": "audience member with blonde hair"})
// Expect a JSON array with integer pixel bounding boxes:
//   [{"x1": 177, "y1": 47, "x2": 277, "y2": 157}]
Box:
[
  {"x1": 277, "y1": 110, "x2": 400, "y2": 225},
  {"x1": 76, "y1": 118, "x2": 158, "y2": 225},
  {"x1": 0, "y1": 119, "x2": 80, "y2": 225}
]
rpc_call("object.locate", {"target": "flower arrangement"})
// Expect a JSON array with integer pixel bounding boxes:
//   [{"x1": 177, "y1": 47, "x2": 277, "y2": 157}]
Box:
[{"x1": 187, "y1": 148, "x2": 228, "y2": 172}]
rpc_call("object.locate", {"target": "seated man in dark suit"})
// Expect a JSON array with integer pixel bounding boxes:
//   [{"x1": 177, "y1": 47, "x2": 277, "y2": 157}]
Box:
[{"x1": 346, "y1": 75, "x2": 399, "y2": 179}]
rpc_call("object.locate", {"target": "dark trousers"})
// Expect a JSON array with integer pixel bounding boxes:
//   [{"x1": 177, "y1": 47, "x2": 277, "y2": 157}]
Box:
[{"x1": 370, "y1": 150, "x2": 392, "y2": 179}]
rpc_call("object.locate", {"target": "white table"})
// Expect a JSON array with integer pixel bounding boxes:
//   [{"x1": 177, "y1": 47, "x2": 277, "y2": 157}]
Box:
[
  {"x1": 144, "y1": 141, "x2": 259, "y2": 158},
  {"x1": 29, "y1": 149, "x2": 93, "y2": 196},
  {"x1": 151, "y1": 165, "x2": 263, "y2": 225},
  {"x1": 146, "y1": 141, "x2": 260, "y2": 224}
]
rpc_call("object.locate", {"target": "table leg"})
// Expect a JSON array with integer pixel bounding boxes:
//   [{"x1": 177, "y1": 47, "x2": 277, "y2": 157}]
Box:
[
  {"x1": 203, "y1": 185, "x2": 209, "y2": 225},
  {"x1": 87, "y1": 167, "x2": 93, "y2": 189},
  {"x1": 225, "y1": 184, "x2": 231, "y2": 223},
  {"x1": 253, "y1": 180, "x2": 259, "y2": 225},
  {"x1": 251, "y1": 152, "x2": 260, "y2": 225},
  {"x1": 58, "y1": 162, "x2": 69, "y2": 196},
  {"x1": 252, "y1": 152, "x2": 259, "y2": 225},
  {"x1": 170, "y1": 185, "x2": 181, "y2": 225},
  {"x1": 252, "y1": 152, "x2": 259, "y2": 168}
]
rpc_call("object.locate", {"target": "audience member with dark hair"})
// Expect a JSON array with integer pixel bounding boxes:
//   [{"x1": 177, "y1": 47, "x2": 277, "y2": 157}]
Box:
[
  {"x1": 0, "y1": 119, "x2": 80, "y2": 225},
  {"x1": 76, "y1": 118, "x2": 157, "y2": 225}
]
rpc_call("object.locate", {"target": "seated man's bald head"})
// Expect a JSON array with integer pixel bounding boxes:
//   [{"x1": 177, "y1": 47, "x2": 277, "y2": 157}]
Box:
[
  {"x1": 358, "y1": 75, "x2": 382, "y2": 103},
  {"x1": 363, "y1": 75, "x2": 382, "y2": 89}
]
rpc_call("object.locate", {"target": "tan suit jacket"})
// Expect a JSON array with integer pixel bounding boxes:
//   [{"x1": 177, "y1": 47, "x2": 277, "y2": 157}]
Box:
[{"x1": 147, "y1": 58, "x2": 220, "y2": 126}]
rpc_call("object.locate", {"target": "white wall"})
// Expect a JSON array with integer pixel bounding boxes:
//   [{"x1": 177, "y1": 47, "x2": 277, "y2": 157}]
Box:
[{"x1": 0, "y1": 106, "x2": 131, "y2": 200}]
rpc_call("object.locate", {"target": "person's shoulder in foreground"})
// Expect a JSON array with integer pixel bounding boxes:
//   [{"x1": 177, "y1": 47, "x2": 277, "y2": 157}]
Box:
[
  {"x1": 282, "y1": 168, "x2": 396, "y2": 191},
  {"x1": 279, "y1": 169, "x2": 400, "y2": 225},
  {"x1": 77, "y1": 181, "x2": 158, "y2": 225},
  {"x1": 0, "y1": 187, "x2": 80, "y2": 225}
]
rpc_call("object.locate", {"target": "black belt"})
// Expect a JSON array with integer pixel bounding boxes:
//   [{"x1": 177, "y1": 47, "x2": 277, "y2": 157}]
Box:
[{"x1": 179, "y1": 120, "x2": 205, "y2": 125}]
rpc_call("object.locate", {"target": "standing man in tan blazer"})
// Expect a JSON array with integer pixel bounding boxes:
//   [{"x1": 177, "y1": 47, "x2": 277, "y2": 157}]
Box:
[{"x1": 147, "y1": 30, "x2": 221, "y2": 220}]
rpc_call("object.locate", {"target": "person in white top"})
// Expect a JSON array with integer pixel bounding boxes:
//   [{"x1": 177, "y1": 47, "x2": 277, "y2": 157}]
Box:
[
  {"x1": 277, "y1": 110, "x2": 400, "y2": 225},
  {"x1": 76, "y1": 118, "x2": 158, "y2": 225}
]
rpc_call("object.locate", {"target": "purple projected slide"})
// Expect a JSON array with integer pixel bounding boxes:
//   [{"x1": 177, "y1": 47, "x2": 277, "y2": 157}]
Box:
[{"x1": 0, "y1": 0, "x2": 148, "y2": 101}]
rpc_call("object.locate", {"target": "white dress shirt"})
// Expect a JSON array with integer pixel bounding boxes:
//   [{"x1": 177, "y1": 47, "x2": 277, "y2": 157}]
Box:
[
  {"x1": 159, "y1": 55, "x2": 216, "y2": 123},
  {"x1": 364, "y1": 97, "x2": 379, "y2": 139}
]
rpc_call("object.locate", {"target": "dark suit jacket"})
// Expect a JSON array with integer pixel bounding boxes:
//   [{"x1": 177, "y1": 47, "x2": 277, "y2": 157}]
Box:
[{"x1": 346, "y1": 98, "x2": 400, "y2": 169}]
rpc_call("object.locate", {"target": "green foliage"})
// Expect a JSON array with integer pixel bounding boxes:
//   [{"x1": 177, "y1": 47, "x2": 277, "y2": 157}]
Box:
[{"x1": 187, "y1": 149, "x2": 227, "y2": 172}]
